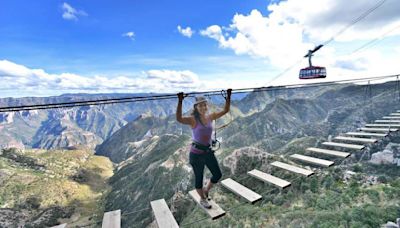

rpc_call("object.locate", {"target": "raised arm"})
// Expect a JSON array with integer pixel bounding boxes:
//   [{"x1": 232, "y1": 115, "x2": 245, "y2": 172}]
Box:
[
  {"x1": 210, "y1": 89, "x2": 232, "y2": 121},
  {"x1": 176, "y1": 92, "x2": 195, "y2": 127}
]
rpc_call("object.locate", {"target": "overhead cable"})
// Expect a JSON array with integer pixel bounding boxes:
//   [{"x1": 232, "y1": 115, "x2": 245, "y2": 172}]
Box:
[
  {"x1": 323, "y1": 0, "x2": 387, "y2": 46},
  {"x1": 350, "y1": 22, "x2": 400, "y2": 55},
  {"x1": 0, "y1": 74, "x2": 399, "y2": 113}
]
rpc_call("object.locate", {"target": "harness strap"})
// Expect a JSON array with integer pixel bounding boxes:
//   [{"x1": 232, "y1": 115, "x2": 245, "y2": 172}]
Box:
[{"x1": 192, "y1": 141, "x2": 213, "y2": 152}]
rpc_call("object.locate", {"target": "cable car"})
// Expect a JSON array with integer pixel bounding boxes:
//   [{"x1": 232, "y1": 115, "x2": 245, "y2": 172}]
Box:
[
  {"x1": 299, "y1": 44, "x2": 326, "y2": 79},
  {"x1": 299, "y1": 66, "x2": 326, "y2": 79}
]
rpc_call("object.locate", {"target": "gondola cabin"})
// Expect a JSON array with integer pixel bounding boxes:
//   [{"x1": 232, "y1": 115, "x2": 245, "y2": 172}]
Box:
[
  {"x1": 299, "y1": 44, "x2": 326, "y2": 79},
  {"x1": 299, "y1": 66, "x2": 326, "y2": 79}
]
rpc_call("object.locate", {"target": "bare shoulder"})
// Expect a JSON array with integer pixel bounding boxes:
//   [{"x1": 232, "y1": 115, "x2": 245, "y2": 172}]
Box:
[
  {"x1": 209, "y1": 112, "x2": 220, "y2": 121},
  {"x1": 178, "y1": 115, "x2": 196, "y2": 128}
]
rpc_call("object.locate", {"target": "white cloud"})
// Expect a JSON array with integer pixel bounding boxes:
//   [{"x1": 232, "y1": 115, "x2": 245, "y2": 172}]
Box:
[
  {"x1": 122, "y1": 31, "x2": 135, "y2": 40},
  {"x1": 146, "y1": 70, "x2": 199, "y2": 84},
  {"x1": 266, "y1": 0, "x2": 400, "y2": 42},
  {"x1": 0, "y1": 60, "x2": 34, "y2": 77},
  {"x1": 0, "y1": 60, "x2": 206, "y2": 97},
  {"x1": 62, "y1": 2, "x2": 87, "y2": 21},
  {"x1": 201, "y1": 10, "x2": 310, "y2": 68},
  {"x1": 177, "y1": 25, "x2": 194, "y2": 38},
  {"x1": 200, "y1": 0, "x2": 400, "y2": 83},
  {"x1": 200, "y1": 25, "x2": 224, "y2": 42}
]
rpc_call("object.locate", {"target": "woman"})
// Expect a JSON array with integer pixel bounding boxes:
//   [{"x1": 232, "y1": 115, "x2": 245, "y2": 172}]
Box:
[{"x1": 176, "y1": 89, "x2": 231, "y2": 209}]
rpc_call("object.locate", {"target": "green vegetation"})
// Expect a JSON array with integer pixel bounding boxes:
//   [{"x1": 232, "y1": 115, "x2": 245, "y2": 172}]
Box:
[{"x1": 0, "y1": 148, "x2": 113, "y2": 227}]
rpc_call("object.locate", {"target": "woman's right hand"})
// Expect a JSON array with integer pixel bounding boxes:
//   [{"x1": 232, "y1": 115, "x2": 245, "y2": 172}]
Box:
[
  {"x1": 177, "y1": 92, "x2": 185, "y2": 101},
  {"x1": 227, "y1": 88, "x2": 232, "y2": 98}
]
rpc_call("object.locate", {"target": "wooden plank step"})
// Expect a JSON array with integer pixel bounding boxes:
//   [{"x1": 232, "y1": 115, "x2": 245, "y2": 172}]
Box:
[
  {"x1": 334, "y1": 136, "x2": 377, "y2": 143},
  {"x1": 365, "y1": 124, "x2": 400, "y2": 127},
  {"x1": 359, "y1": 127, "x2": 398, "y2": 132},
  {"x1": 50, "y1": 224, "x2": 67, "y2": 228},
  {"x1": 346, "y1": 132, "x2": 387, "y2": 137},
  {"x1": 188, "y1": 190, "x2": 225, "y2": 219},
  {"x1": 382, "y1": 116, "x2": 400, "y2": 119},
  {"x1": 306, "y1": 147, "x2": 350, "y2": 158},
  {"x1": 322, "y1": 142, "x2": 365, "y2": 150},
  {"x1": 150, "y1": 199, "x2": 179, "y2": 228},
  {"x1": 389, "y1": 113, "x2": 400, "y2": 116},
  {"x1": 102, "y1": 210, "x2": 121, "y2": 228},
  {"x1": 248, "y1": 169, "x2": 291, "y2": 188},
  {"x1": 271, "y1": 161, "x2": 314, "y2": 177},
  {"x1": 221, "y1": 178, "x2": 262, "y2": 204},
  {"x1": 376, "y1": 120, "x2": 400, "y2": 123},
  {"x1": 290, "y1": 154, "x2": 334, "y2": 167}
]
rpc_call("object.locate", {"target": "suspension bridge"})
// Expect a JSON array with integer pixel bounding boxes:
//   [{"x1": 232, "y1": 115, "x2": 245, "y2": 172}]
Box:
[{"x1": 49, "y1": 109, "x2": 400, "y2": 228}]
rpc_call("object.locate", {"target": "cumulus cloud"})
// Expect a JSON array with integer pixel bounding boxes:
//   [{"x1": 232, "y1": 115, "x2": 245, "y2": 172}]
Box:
[
  {"x1": 200, "y1": 0, "x2": 400, "y2": 68},
  {"x1": 200, "y1": 25, "x2": 224, "y2": 42},
  {"x1": 122, "y1": 31, "x2": 135, "y2": 40},
  {"x1": 62, "y1": 2, "x2": 87, "y2": 21},
  {"x1": 201, "y1": 10, "x2": 310, "y2": 68},
  {"x1": 266, "y1": 0, "x2": 400, "y2": 42},
  {"x1": 146, "y1": 70, "x2": 199, "y2": 84},
  {"x1": 177, "y1": 25, "x2": 194, "y2": 38},
  {"x1": 0, "y1": 60, "x2": 206, "y2": 97},
  {"x1": 199, "y1": 0, "x2": 400, "y2": 84},
  {"x1": 141, "y1": 70, "x2": 204, "y2": 92}
]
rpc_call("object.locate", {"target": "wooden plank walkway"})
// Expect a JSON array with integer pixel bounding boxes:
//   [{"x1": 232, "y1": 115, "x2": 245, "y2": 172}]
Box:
[
  {"x1": 334, "y1": 136, "x2": 377, "y2": 143},
  {"x1": 188, "y1": 190, "x2": 225, "y2": 220},
  {"x1": 365, "y1": 124, "x2": 400, "y2": 127},
  {"x1": 375, "y1": 120, "x2": 400, "y2": 123},
  {"x1": 221, "y1": 178, "x2": 262, "y2": 204},
  {"x1": 322, "y1": 142, "x2": 365, "y2": 150},
  {"x1": 382, "y1": 116, "x2": 400, "y2": 119},
  {"x1": 150, "y1": 199, "x2": 179, "y2": 228},
  {"x1": 306, "y1": 147, "x2": 350, "y2": 158},
  {"x1": 290, "y1": 154, "x2": 334, "y2": 167},
  {"x1": 102, "y1": 210, "x2": 121, "y2": 228},
  {"x1": 360, "y1": 127, "x2": 398, "y2": 132},
  {"x1": 248, "y1": 169, "x2": 291, "y2": 188},
  {"x1": 50, "y1": 224, "x2": 67, "y2": 228},
  {"x1": 270, "y1": 161, "x2": 314, "y2": 177},
  {"x1": 346, "y1": 132, "x2": 387, "y2": 137}
]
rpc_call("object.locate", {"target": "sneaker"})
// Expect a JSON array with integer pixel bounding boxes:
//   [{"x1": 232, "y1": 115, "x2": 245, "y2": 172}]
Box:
[{"x1": 200, "y1": 198, "x2": 212, "y2": 209}]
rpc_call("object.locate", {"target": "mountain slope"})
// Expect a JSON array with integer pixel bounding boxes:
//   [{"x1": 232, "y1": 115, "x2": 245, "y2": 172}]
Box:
[
  {"x1": 0, "y1": 148, "x2": 113, "y2": 227},
  {"x1": 0, "y1": 93, "x2": 183, "y2": 150},
  {"x1": 104, "y1": 134, "x2": 192, "y2": 227}
]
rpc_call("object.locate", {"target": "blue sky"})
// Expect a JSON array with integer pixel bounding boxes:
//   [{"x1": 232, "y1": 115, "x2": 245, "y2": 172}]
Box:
[
  {"x1": 0, "y1": 0, "x2": 268, "y2": 74},
  {"x1": 1, "y1": 0, "x2": 400, "y2": 97}
]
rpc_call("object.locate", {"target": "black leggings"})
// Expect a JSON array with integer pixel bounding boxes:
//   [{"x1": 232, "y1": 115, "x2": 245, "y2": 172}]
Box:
[{"x1": 189, "y1": 152, "x2": 222, "y2": 189}]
